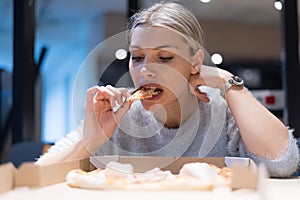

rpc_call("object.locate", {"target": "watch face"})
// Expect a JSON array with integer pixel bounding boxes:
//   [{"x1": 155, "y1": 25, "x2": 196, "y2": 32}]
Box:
[{"x1": 230, "y1": 76, "x2": 244, "y2": 86}]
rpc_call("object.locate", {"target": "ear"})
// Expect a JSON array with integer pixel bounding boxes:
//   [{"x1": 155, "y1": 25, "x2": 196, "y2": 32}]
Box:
[{"x1": 190, "y1": 49, "x2": 204, "y2": 75}]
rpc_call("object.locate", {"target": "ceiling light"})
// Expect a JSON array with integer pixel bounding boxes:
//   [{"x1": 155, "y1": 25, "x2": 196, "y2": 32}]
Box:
[
  {"x1": 211, "y1": 53, "x2": 223, "y2": 65},
  {"x1": 274, "y1": 0, "x2": 282, "y2": 11},
  {"x1": 200, "y1": 0, "x2": 211, "y2": 3},
  {"x1": 115, "y1": 49, "x2": 127, "y2": 60}
]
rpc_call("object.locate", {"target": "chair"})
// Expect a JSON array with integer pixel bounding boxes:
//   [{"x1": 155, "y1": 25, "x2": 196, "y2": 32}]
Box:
[{"x1": 7, "y1": 141, "x2": 45, "y2": 167}]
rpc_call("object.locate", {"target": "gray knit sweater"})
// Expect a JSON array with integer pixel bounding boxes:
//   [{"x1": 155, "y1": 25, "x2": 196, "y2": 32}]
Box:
[{"x1": 45, "y1": 88, "x2": 299, "y2": 177}]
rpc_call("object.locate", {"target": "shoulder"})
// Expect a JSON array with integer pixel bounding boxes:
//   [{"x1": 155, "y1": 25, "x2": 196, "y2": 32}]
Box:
[
  {"x1": 199, "y1": 87, "x2": 241, "y2": 153},
  {"x1": 198, "y1": 86, "x2": 231, "y2": 119}
]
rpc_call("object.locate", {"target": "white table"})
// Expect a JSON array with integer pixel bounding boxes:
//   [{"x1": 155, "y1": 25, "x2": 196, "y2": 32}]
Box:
[{"x1": 1, "y1": 178, "x2": 300, "y2": 200}]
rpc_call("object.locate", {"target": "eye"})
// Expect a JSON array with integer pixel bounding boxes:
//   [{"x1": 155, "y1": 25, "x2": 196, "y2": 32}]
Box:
[
  {"x1": 159, "y1": 56, "x2": 173, "y2": 62},
  {"x1": 131, "y1": 56, "x2": 144, "y2": 63}
]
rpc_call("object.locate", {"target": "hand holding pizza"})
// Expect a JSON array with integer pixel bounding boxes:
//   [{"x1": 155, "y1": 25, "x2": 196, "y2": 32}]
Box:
[
  {"x1": 82, "y1": 84, "x2": 164, "y2": 153},
  {"x1": 189, "y1": 65, "x2": 232, "y2": 101},
  {"x1": 82, "y1": 85, "x2": 131, "y2": 153}
]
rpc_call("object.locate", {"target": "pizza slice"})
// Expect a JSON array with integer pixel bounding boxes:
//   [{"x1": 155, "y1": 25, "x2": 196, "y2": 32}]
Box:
[
  {"x1": 66, "y1": 162, "x2": 135, "y2": 190},
  {"x1": 126, "y1": 86, "x2": 163, "y2": 102},
  {"x1": 178, "y1": 162, "x2": 232, "y2": 188}
]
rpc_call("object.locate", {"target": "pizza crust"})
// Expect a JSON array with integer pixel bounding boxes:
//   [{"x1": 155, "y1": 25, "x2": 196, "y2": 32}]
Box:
[{"x1": 66, "y1": 169, "x2": 107, "y2": 189}]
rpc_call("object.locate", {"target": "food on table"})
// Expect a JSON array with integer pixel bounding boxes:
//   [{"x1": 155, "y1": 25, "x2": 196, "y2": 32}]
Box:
[{"x1": 66, "y1": 161, "x2": 232, "y2": 190}]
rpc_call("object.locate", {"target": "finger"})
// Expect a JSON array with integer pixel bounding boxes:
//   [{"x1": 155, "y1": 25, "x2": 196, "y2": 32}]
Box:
[
  {"x1": 86, "y1": 85, "x2": 113, "y2": 101},
  {"x1": 106, "y1": 85, "x2": 125, "y2": 106},
  {"x1": 84, "y1": 86, "x2": 109, "y2": 112},
  {"x1": 194, "y1": 89, "x2": 210, "y2": 103},
  {"x1": 189, "y1": 74, "x2": 206, "y2": 89},
  {"x1": 114, "y1": 101, "x2": 131, "y2": 124},
  {"x1": 196, "y1": 94, "x2": 210, "y2": 103},
  {"x1": 86, "y1": 85, "x2": 102, "y2": 102},
  {"x1": 86, "y1": 86, "x2": 116, "y2": 109},
  {"x1": 101, "y1": 85, "x2": 117, "y2": 108},
  {"x1": 118, "y1": 87, "x2": 131, "y2": 98}
]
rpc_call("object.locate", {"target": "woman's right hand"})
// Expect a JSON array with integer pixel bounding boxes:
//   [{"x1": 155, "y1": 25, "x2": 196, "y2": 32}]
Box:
[{"x1": 82, "y1": 85, "x2": 131, "y2": 154}]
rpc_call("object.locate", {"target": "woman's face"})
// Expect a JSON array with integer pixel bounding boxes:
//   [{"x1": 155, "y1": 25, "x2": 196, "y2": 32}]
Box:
[{"x1": 129, "y1": 26, "x2": 195, "y2": 110}]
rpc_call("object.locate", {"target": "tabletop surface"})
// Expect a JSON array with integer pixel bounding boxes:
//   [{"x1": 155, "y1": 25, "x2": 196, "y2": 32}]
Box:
[{"x1": 1, "y1": 178, "x2": 300, "y2": 200}]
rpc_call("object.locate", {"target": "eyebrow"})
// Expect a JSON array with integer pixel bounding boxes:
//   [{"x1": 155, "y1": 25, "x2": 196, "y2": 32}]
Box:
[{"x1": 129, "y1": 45, "x2": 179, "y2": 50}]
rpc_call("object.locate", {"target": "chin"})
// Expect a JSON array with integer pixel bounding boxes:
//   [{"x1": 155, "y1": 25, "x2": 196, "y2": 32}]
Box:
[
  {"x1": 141, "y1": 101, "x2": 153, "y2": 111},
  {"x1": 142, "y1": 101, "x2": 166, "y2": 114}
]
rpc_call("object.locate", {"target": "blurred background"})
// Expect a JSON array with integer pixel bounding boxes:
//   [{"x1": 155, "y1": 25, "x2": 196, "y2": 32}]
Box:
[{"x1": 0, "y1": 0, "x2": 299, "y2": 165}]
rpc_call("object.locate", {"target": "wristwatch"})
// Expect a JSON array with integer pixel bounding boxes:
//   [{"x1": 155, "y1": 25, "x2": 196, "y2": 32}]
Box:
[{"x1": 222, "y1": 75, "x2": 244, "y2": 98}]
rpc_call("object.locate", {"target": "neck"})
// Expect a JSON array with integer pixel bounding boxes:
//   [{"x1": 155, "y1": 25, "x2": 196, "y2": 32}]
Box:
[{"x1": 154, "y1": 93, "x2": 198, "y2": 129}]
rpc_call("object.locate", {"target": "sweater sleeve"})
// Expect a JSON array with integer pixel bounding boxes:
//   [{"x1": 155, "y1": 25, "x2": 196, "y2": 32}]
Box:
[
  {"x1": 239, "y1": 128, "x2": 299, "y2": 177},
  {"x1": 226, "y1": 109, "x2": 300, "y2": 177},
  {"x1": 35, "y1": 122, "x2": 83, "y2": 164}
]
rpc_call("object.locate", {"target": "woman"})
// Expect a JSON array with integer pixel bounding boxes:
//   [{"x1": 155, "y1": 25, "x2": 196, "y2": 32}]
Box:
[{"x1": 36, "y1": 2, "x2": 299, "y2": 177}]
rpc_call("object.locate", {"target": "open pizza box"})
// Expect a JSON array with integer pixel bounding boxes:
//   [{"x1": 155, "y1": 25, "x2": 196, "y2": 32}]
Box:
[
  {"x1": 12, "y1": 158, "x2": 91, "y2": 188},
  {"x1": 0, "y1": 162, "x2": 15, "y2": 194},
  {"x1": 90, "y1": 156, "x2": 268, "y2": 190}
]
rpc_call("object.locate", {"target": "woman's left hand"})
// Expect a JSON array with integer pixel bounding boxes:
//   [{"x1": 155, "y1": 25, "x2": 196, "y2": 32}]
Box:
[{"x1": 189, "y1": 65, "x2": 232, "y2": 102}]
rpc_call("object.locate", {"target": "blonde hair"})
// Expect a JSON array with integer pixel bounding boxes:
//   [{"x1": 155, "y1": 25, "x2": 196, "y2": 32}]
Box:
[{"x1": 126, "y1": 2, "x2": 205, "y2": 55}]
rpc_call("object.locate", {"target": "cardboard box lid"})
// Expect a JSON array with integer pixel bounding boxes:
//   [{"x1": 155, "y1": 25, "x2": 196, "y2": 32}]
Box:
[
  {"x1": 14, "y1": 158, "x2": 90, "y2": 188},
  {"x1": 90, "y1": 156, "x2": 266, "y2": 190},
  {"x1": 0, "y1": 162, "x2": 15, "y2": 194},
  {"x1": 90, "y1": 156, "x2": 253, "y2": 173}
]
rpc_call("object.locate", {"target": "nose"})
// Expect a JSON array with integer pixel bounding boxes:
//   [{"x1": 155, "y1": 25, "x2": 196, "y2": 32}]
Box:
[{"x1": 140, "y1": 56, "x2": 157, "y2": 79}]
